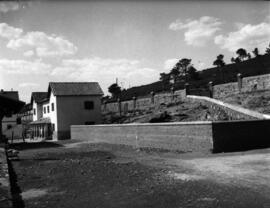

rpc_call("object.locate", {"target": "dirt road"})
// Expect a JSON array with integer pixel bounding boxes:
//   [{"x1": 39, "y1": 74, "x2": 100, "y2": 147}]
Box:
[{"x1": 9, "y1": 141, "x2": 270, "y2": 208}]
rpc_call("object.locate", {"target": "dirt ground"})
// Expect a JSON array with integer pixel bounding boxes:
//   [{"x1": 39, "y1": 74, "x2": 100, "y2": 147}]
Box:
[{"x1": 8, "y1": 141, "x2": 270, "y2": 208}]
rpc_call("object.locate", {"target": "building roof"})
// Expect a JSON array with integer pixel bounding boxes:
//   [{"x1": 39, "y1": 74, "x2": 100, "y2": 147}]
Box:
[
  {"x1": 31, "y1": 92, "x2": 48, "y2": 103},
  {"x1": 0, "y1": 90, "x2": 19, "y2": 100},
  {"x1": 49, "y1": 82, "x2": 104, "y2": 96},
  {"x1": 0, "y1": 95, "x2": 25, "y2": 116}
]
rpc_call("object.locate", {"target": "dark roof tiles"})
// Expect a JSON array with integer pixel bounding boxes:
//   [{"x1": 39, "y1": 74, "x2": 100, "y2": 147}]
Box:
[
  {"x1": 0, "y1": 95, "x2": 25, "y2": 113},
  {"x1": 0, "y1": 91, "x2": 19, "y2": 100},
  {"x1": 49, "y1": 82, "x2": 103, "y2": 96},
  {"x1": 31, "y1": 92, "x2": 48, "y2": 103}
]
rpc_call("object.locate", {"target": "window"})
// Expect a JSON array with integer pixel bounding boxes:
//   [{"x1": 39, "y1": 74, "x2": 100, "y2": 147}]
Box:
[
  {"x1": 7, "y1": 125, "x2": 12, "y2": 130},
  {"x1": 51, "y1": 103, "x2": 54, "y2": 111},
  {"x1": 33, "y1": 109, "x2": 36, "y2": 115},
  {"x1": 44, "y1": 106, "x2": 46, "y2": 114},
  {"x1": 85, "y1": 121, "x2": 95, "y2": 125},
  {"x1": 84, "y1": 101, "x2": 94, "y2": 110},
  {"x1": 47, "y1": 106, "x2": 50, "y2": 113},
  {"x1": 16, "y1": 117, "x2": 21, "y2": 124}
]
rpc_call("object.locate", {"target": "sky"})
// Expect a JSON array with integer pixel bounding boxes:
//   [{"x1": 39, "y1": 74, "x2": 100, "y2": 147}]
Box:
[{"x1": 0, "y1": 0, "x2": 269, "y2": 102}]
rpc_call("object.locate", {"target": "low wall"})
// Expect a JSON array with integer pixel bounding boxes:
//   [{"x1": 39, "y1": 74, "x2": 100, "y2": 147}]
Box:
[
  {"x1": 187, "y1": 95, "x2": 270, "y2": 120},
  {"x1": 212, "y1": 119, "x2": 270, "y2": 153},
  {"x1": 71, "y1": 122, "x2": 213, "y2": 152},
  {"x1": 71, "y1": 118, "x2": 270, "y2": 153}
]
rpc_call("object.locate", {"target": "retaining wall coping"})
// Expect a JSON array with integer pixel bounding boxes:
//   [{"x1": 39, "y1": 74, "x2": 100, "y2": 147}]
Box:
[
  {"x1": 71, "y1": 121, "x2": 212, "y2": 128},
  {"x1": 187, "y1": 95, "x2": 270, "y2": 120},
  {"x1": 214, "y1": 82, "x2": 238, "y2": 88},
  {"x1": 212, "y1": 119, "x2": 268, "y2": 124}
]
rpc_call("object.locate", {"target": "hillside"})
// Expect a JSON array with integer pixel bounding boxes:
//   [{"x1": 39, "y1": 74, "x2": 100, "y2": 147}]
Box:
[
  {"x1": 102, "y1": 99, "x2": 229, "y2": 124},
  {"x1": 107, "y1": 54, "x2": 270, "y2": 102}
]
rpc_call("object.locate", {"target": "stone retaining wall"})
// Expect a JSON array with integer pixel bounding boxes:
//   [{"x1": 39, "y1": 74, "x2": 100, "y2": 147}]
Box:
[
  {"x1": 71, "y1": 122, "x2": 213, "y2": 152},
  {"x1": 102, "y1": 89, "x2": 186, "y2": 114},
  {"x1": 71, "y1": 119, "x2": 270, "y2": 153},
  {"x1": 103, "y1": 73, "x2": 270, "y2": 114},
  {"x1": 214, "y1": 74, "x2": 270, "y2": 99}
]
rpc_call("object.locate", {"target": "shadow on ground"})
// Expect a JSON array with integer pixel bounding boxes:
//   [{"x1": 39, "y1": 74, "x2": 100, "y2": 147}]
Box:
[{"x1": 8, "y1": 142, "x2": 63, "y2": 151}]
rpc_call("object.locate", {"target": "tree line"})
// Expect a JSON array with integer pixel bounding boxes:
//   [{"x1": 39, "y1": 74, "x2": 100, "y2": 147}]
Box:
[{"x1": 108, "y1": 43, "x2": 270, "y2": 98}]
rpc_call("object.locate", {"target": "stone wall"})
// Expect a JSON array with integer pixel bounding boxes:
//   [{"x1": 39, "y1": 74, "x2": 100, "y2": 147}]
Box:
[
  {"x1": 242, "y1": 74, "x2": 270, "y2": 92},
  {"x1": 214, "y1": 73, "x2": 270, "y2": 99},
  {"x1": 213, "y1": 82, "x2": 239, "y2": 99},
  {"x1": 187, "y1": 95, "x2": 270, "y2": 120},
  {"x1": 102, "y1": 89, "x2": 186, "y2": 114},
  {"x1": 103, "y1": 73, "x2": 270, "y2": 114},
  {"x1": 71, "y1": 122, "x2": 213, "y2": 152},
  {"x1": 71, "y1": 119, "x2": 270, "y2": 153}
]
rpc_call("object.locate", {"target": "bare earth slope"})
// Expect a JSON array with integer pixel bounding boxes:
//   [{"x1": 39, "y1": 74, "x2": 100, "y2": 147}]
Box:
[{"x1": 103, "y1": 99, "x2": 229, "y2": 124}]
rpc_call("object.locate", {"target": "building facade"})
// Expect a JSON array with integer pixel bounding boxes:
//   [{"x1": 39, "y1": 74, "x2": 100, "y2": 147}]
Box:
[
  {"x1": 18, "y1": 103, "x2": 33, "y2": 125},
  {"x1": 30, "y1": 82, "x2": 103, "y2": 140}
]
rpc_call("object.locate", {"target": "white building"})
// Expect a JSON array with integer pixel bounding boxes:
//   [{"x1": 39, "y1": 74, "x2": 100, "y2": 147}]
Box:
[{"x1": 30, "y1": 82, "x2": 103, "y2": 140}]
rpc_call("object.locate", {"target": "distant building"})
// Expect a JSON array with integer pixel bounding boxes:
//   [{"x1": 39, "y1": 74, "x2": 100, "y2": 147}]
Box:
[
  {"x1": 18, "y1": 103, "x2": 33, "y2": 125},
  {"x1": 0, "y1": 92, "x2": 25, "y2": 142},
  {"x1": 29, "y1": 82, "x2": 104, "y2": 140},
  {"x1": 0, "y1": 90, "x2": 20, "y2": 133}
]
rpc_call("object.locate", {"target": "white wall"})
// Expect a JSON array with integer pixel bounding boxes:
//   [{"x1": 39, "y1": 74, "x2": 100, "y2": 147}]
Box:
[
  {"x1": 56, "y1": 95, "x2": 102, "y2": 139},
  {"x1": 42, "y1": 93, "x2": 58, "y2": 131},
  {"x1": 32, "y1": 101, "x2": 43, "y2": 121}
]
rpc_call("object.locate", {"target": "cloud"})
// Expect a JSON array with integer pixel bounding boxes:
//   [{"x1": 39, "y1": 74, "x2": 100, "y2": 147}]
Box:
[
  {"x1": 0, "y1": 56, "x2": 161, "y2": 95},
  {"x1": 196, "y1": 61, "x2": 206, "y2": 71},
  {"x1": 51, "y1": 57, "x2": 160, "y2": 92},
  {"x1": 0, "y1": 23, "x2": 23, "y2": 39},
  {"x1": 215, "y1": 21, "x2": 270, "y2": 52},
  {"x1": 0, "y1": 2, "x2": 19, "y2": 13},
  {"x1": 169, "y1": 16, "x2": 222, "y2": 47},
  {"x1": 0, "y1": 59, "x2": 52, "y2": 75},
  {"x1": 164, "y1": 58, "x2": 178, "y2": 71},
  {"x1": 7, "y1": 31, "x2": 78, "y2": 57},
  {"x1": 23, "y1": 50, "x2": 34, "y2": 57},
  {"x1": 0, "y1": 23, "x2": 77, "y2": 58},
  {"x1": 19, "y1": 82, "x2": 40, "y2": 88}
]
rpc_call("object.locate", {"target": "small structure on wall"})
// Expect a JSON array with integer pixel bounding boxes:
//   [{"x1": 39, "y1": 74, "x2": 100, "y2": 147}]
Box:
[{"x1": 29, "y1": 82, "x2": 104, "y2": 140}]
